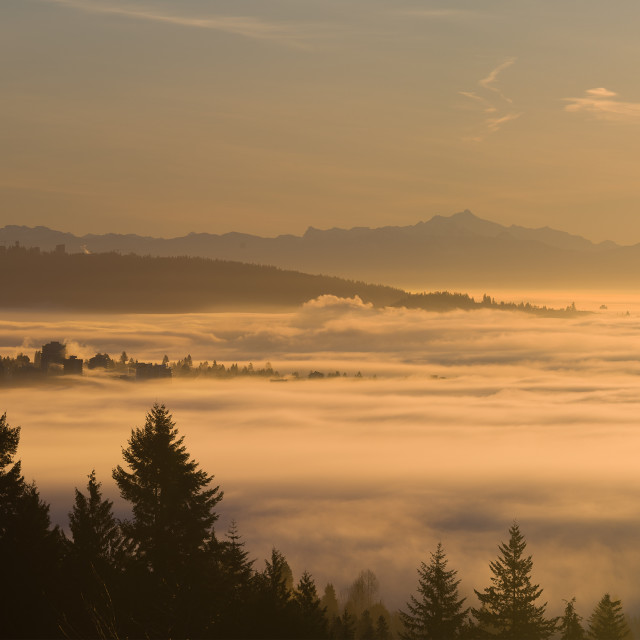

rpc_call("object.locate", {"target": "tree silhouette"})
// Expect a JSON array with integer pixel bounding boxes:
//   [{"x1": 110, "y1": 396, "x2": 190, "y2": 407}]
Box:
[
  {"x1": 473, "y1": 523, "x2": 556, "y2": 640},
  {"x1": 375, "y1": 615, "x2": 391, "y2": 640},
  {"x1": 400, "y1": 542, "x2": 468, "y2": 640},
  {"x1": 64, "y1": 470, "x2": 125, "y2": 637},
  {"x1": 587, "y1": 594, "x2": 630, "y2": 640},
  {"x1": 112, "y1": 403, "x2": 223, "y2": 637},
  {"x1": 69, "y1": 470, "x2": 122, "y2": 568},
  {"x1": 295, "y1": 570, "x2": 328, "y2": 639},
  {"x1": 559, "y1": 598, "x2": 586, "y2": 640},
  {"x1": 0, "y1": 413, "x2": 64, "y2": 638}
]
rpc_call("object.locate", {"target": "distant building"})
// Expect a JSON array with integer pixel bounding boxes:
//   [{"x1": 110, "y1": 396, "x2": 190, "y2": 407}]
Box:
[
  {"x1": 63, "y1": 355, "x2": 83, "y2": 375},
  {"x1": 88, "y1": 353, "x2": 114, "y2": 369},
  {"x1": 55, "y1": 244, "x2": 65, "y2": 254},
  {"x1": 40, "y1": 341, "x2": 66, "y2": 371},
  {"x1": 135, "y1": 362, "x2": 172, "y2": 380}
]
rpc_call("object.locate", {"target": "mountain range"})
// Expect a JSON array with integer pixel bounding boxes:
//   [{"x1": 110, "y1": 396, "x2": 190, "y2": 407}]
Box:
[{"x1": 2, "y1": 211, "x2": 637, "y2": 289}]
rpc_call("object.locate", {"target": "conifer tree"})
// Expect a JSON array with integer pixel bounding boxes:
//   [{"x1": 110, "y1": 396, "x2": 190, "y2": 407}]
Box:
[
  {"x1": 473, "y1": 523, "x2": 556, "y2": 640},
  {"x1": 341, "y1": 610, "x2": 357, "y2": 640},
  {"x1": 400, "y1": 542, "x2": 468, "y2": 640},
  {"x1": 112, "y1": 403, "x2": 223, "y2": 637},
  {"x1": 113, "y1": 403, "x2": 222, "y2": 575},
  {"x1": 358, "y1": 610, "x2": 376, "y2": 640},
  {"x1": 251, "y1": 548, "x2": 298, "y2": 638},
  {"x1": 0, "y1": 413, "x2": 64, "y2": 638},
  {"x1": 64, "y1": 470, "x2": 124, "y2": 638},
  {"x1": 295, "y1": 570, "x2": 328, "y2": 639},
  {"x1": 322, "y1": 583, "x2": 341, "y2": 622},
  {"x1": 375, "y1": 615, "x2": 391, "y2": 640},
  {"x1": 587, "y1": 593, "x2": 630, "y2": 640},
  {"x1": 69, "y1": 470, "x2": 122, "y2": 567},
  {"x1": 559, "y1": 598, "x2": 586, "y2": 640}
]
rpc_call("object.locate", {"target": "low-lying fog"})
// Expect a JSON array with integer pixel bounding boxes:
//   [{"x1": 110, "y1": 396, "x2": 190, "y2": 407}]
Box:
[{"x1": 2, "y1": 293, "x2": 640, "y2": 615}]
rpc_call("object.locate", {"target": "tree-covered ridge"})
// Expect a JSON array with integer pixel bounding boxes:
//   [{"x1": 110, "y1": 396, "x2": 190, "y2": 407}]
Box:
[
  {"x1": 0, "y1": 243, "x2": 586, "y2": 315},
  {"x1": 0, "y1": 344, "x2": 367, "y2": 386},
  {"x1": 1, "y1": 406, "x2": 631, "y2": 639}
]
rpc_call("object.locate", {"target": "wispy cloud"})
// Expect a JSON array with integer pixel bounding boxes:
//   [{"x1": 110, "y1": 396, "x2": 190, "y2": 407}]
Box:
[
  {"x1": 37, "y1": 0, "x2": 321, "y2": 48},
  {"x1": 394, "y1": 8, "x2": 475, "y2": 19},
  {"x1": 479, "y1": 57, "x2": 516, "y2": 104},
  {"x1": 460, "y1": 58, "x2": 521, "y2": 142},
  {"x1": 564, "y1": 88, "x2": 640, "y2": 123}
]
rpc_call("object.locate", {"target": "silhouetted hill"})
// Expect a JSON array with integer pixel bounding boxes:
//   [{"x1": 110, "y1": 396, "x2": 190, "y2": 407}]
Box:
[
  {"x1": 2, "y1": 211, "x2": 636, "y2": 289},
  {"x1": 0, "y1": 247, "x2": 403, "y2": 312},
  {"x1": 0, "y1": 246, "x2": 582, "y2": 315}
]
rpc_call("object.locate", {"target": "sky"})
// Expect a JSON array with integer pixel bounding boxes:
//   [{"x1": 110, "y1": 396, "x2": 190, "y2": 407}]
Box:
[
  {"x1": 3, "y1": 298, "x2": 640, "y2": 613},
  {"x1": 3, "y1": 0, "x2": 640, "y2": 242}
]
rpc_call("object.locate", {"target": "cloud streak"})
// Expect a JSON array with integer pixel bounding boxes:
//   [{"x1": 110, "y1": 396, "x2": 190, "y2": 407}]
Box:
[
  {"x1": 37, "y1": 0, "x2": 321, "y2": 48},
  {"x1": 460, "y1": 58, "x2": 521, "y2": 141},
  {"x1": 564, "y1": 88, "x2": 640, "y2": 123}
]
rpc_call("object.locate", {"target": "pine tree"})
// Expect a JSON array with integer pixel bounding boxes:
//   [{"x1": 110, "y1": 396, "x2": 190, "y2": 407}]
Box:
[
  {"x1": 473, "y1": 523, "x2": 556, "y2": 640},
  {"x1": 341, "y1": 610, "x2": 357, "y2": 640},
  {"x1": 0, "y1": 413, "x2": 64, "y2": 638},
  {"x1": 64, "y1": 470, "x2": 124, "y2": 638},
  {"x1": 215, "y1": 521, "x2": 256, "y2": 638},
  {"x1": 112, "y1": 403, "x2": 223, "y2": 636},
  {"x1": 358, "y1": 610, "x2": 376, "y2": 640},
  {"x1": 69, "y1": 470, "x2": 122, "y2": 567},
  {"x1": 112, "y1": 403, "x2": 222, "y2": 574},
  {"x1": 375, "y1": 615, "x2": 391, "y2": 640},
  {"x1": 322, "y1": 583, "x2": 341, "y2": 622},
  {"x1": 295, "y1": 570, "x2": 328, "y2": 639},
  {"x1": 587, "y1": 593, "x2": 630, "y2": 640},
  {"x1": 400, "y1": 542, "x2": 468, "y2": 640},
  {"x1": 559, "y1": 598, "x2": 586, "y2": 640},
  {"x1": 250, "y1": 547, "x2": 298, "y2": 638}
]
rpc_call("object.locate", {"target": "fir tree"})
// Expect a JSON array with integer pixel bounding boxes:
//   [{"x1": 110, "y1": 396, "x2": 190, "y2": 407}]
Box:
[
  {"x1": 69, "y1": 470, "x2": 122, "y2": 567},
  {"x1": 0, "y1": 413, "x2": 64, "y2": 638},
  {"x1": 400, "y1": 542, "x2": 468, "y2": 640},
  {"x1": 214, "y1": 521, "x2": 256, "y2": 638},
  {"x1": 473, "y1": 523, "x2": 556, "y2": 640},
  {"x1": 358, "y1": 610, "x2": 376, "y2": 640},
  {"x1": 322, "y1": 583, "x2": 341, "y2": 623},
  {"x1": 342, "y1": 610, "x2": 357, "y2": 640},
  {"x1": 295, "y1": 570, "x2": 328, "y2": 639},
  {"x1": 112, "y1": 403, "x2": 222, "y2": 574},
  {"x1": 587, "y1": 594, "x2": 630, "y2": 640},
  {"x1": 375, "y1": 615, "x2": 391, "y2": 640},
  {"x1": 560, "y1": 598, "x2": 586, "y2": 640},
  {"x1": 64, "y1": 470, "x2": 124, "y2": 638},
  {"x1": 112, "y1": 403, "x2": 223, "y2": 637}
]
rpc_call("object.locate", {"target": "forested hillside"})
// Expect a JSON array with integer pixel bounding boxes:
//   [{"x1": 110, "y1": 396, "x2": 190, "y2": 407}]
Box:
[{"x1": 0, "y1": 245, "x2": 582, "y2": 315}]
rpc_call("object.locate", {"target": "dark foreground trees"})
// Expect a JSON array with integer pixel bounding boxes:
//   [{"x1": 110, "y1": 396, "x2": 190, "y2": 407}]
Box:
[
  {"x1": 0, "y1": 413, "x2": 64, "y2": 638},
  {"x1": 473, "y1": 522, "x2": 556, "y2": 640},
  {"x1": 400, "y1": 542, "x2": 468, "y2": 640},
  {"x1": 112, "y1": 403, "x2": 224, "y2": 637}
]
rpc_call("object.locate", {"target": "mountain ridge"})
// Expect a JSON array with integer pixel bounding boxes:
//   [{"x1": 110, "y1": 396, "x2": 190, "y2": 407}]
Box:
[{"x1": 2, "y1": 211, "x2": 639, "y2": 288}]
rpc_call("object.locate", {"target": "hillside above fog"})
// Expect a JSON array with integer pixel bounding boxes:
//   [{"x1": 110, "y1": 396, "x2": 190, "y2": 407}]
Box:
[{"x1": 2, "y1": 211, "x2": 637, "y2": 288}]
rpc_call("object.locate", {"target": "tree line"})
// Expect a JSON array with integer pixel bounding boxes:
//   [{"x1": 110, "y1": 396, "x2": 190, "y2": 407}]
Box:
[
  {"x1": 0, "y1": 406, "x2": 632, "y2": 639},
  {"x1": 0, "y1": 243, "x2": 582, "y2": 315}
]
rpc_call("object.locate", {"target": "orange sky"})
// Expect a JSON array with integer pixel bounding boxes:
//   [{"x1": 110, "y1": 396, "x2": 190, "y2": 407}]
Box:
[{"x1": 3, "y1": 1, "x2": 640, "y2": 241}]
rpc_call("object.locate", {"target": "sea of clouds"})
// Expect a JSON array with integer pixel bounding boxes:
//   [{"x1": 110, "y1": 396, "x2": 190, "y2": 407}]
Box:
[{"x1": 1, "y1": 295, "x2": 640, "y2": 615}]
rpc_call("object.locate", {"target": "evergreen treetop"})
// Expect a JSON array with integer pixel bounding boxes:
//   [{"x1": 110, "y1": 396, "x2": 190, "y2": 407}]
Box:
[
  {"x1": 112, "y1": 403, "x2": 223, "y2": 573},
  {"x1": 473, "y1": 523, "x2": 556, "y2": 640},
  {"x1": 559, "y1": 598, "x2": 586, "y2": 640},
  {"x1": 587, "y1": 593, "x2": 630, "y2": 640},
  {"x1": 400, "y1": 542, "x2": 468, "y2": 640}
]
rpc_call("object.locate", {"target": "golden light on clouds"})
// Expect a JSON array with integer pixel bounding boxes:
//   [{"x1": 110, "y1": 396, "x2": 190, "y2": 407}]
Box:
[
  {"x1": 564, "y1": 88, "x2": 640, "y2": 123},
  {"x1": 3, "y1": 300, "x2": 640, "y2": 611}
]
